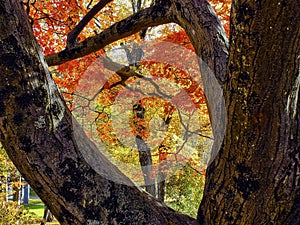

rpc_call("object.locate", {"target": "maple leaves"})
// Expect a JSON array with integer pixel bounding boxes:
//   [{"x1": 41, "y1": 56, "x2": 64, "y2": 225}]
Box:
[
  {"x1": 28, "y1": 0, "x2": 82, "y2": 54},
  {"x1": 24, "y1": 0, "x2": 231, "y2": 159}
]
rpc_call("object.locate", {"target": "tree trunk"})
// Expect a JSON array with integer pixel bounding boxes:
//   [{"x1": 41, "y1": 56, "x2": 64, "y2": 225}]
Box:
[
  {"x1": 11, "y1": 171, "x2": 21, "y2": 204},
  {"x1": 157, "y1": 111, "x2": 173, "y2": 202},
  {"x1": 133, "y1": 85, "x2": 156, "y2": 197},
  {"x1": 0, "y1": 0, "x2": 197, "y2": 224},
  {"x1": 41, "y1": 206, "x2": 54, "y2": 225},
  {"x1": 135, "y1": 136, "x2": 157, "y2": 196},
  {"x1": 198, "y1": 0, "x2": 300, "y2": 224}
]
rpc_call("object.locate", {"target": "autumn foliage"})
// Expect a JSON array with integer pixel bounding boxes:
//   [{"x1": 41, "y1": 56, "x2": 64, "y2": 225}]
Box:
[
  {"x1": 26, "y1": 0, "x2": 231, "y2": 187},
  {"x1": 22, "y1": 0, "x2": 231, "y2": 216}
]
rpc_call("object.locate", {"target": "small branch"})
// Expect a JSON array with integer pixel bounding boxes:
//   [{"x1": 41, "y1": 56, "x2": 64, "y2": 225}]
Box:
[
  {"x1": 45, "y1": 4, "x2": 172, "y2": 66},
  {"x1": 67, "y1": 0, "x2": 113, "y2": 48}
]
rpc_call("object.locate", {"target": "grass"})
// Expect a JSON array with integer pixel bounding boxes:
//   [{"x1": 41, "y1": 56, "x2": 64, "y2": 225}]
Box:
[
  {"x1": 24, "y1": 199, "x2": 59, "y2": 225},
  {"x1": 25, "y1": 199, "x2": 45, "y2": 218}
]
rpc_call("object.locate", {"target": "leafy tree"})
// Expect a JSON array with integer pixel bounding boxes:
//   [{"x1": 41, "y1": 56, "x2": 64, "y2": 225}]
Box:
[
  {"x1": 31, "y1": 0, "x2": 210, "y2": 203},
  {"x1": 0, "y1": 146, "x2": 21, "y2": 203},
  {"x1": 0, "y1": 1, "x2": 299, "y2": 225}
]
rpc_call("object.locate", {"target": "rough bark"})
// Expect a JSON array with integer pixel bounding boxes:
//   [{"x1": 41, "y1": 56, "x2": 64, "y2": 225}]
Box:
[
  {"x1": 0, "y1": 0, "x2": 197, "y2": 224},
  {"x1": 198, "y1": 0, "x2": 300, "y2": 224}
]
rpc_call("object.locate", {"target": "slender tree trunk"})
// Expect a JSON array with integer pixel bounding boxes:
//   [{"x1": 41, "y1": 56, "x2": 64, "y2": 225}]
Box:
[
  {"x1": 157, "y1": 168, "x2": 166, "y2": 202},
  {"x1": 135, "y1": 136, "x2": 157, "y2": 196},
  {"x1": 41, "y1": 206, "x2": 54, "y2": 225},
  {"x1": 133, "y1": 101, "x2": 156, "y2": 196},
  {"x1": 157, "y1": 145, "x2": 167, "y2": 202},
  {"x1": 157, "y1": 111, "x2": 173, "y2": 202},
  {"x1": 11, "y1": 171, "x2": 21, "y2": 204}
]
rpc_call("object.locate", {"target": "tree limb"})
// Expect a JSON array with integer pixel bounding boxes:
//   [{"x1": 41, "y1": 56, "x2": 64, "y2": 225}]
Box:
[
  {"x1": 46, "y1": 3, "x2": 172, "y2": 66},
  {"x1": 169, "y1": 0, "x2": 229, "y2": 162}
]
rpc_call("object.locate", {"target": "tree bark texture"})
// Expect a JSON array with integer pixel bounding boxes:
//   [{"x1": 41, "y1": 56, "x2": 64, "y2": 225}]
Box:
[
  {"x1": 0, "y1": 0, "x2": 198, "y2": 224},
  {"x1": 198, "y1": 0, "x2": 300, "y2": 224}
]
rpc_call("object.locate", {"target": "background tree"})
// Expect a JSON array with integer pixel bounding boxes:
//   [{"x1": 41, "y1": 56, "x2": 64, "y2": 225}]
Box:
[
  {"x1": 0, "y1": 0, "x2": 299, "y2": 225},
  {"x1": 29, "y1": 0, "x2": 211, "y2": 206}
]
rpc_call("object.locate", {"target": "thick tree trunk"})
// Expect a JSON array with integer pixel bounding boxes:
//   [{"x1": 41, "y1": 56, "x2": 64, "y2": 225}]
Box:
[
  {"x1": 198, "y1": 1, "x2": 300, "y2": 224},
  {"x1": 0, "y1": 0, "x2": 197, "y2": 224}
]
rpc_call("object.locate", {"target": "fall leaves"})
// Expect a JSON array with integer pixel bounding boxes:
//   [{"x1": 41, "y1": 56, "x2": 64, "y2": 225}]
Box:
[
  {"x1": 26, "y1": 0, "x2": 230, "y2": 209},
  {"x1": 25, "y1": 0, "x2": 231, "y2": 184}
]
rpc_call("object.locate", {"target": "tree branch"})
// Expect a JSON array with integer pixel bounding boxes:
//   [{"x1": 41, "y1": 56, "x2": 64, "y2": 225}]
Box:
[
  {"x1": 169, "y1": 0, "x2": 229, "y2": 162},
  {"x1": 66, "y1": 0, "x2": 112, "y2": 48},
  {"x1": 169, "y1": 0, "x2": 229, "y2": 84},
  {"x1": 46, "y1": 4, "x2": 172, "y2": 66}
]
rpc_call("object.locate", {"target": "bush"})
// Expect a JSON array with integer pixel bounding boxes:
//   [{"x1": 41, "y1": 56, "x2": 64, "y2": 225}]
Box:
[{"x1": 0, "y1": 194, "x2": 42, "y2": 225}]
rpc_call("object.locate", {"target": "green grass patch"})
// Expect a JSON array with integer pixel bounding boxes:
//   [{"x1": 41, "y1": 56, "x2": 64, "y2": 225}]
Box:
[
  {"x1": 25, "y1": 199, "x2": 45, "y2": 218},
  {"x1": 24, "y1": 199, "x2": 59, "y2": 224}
]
